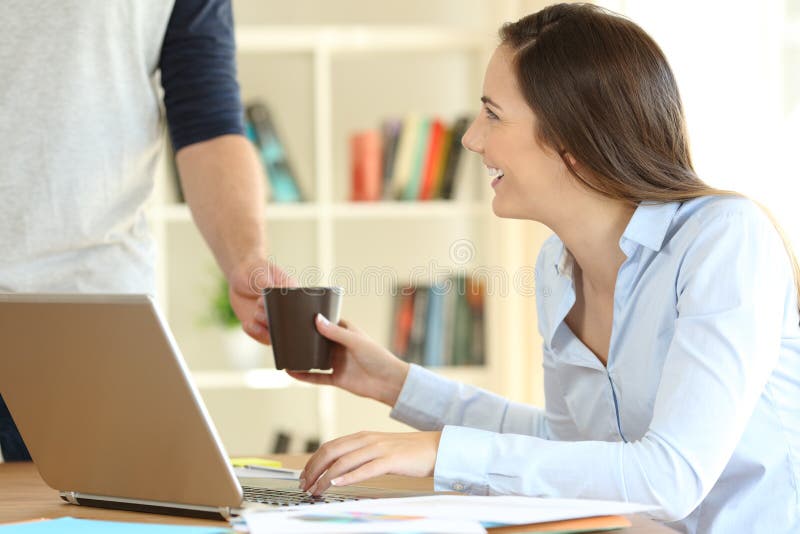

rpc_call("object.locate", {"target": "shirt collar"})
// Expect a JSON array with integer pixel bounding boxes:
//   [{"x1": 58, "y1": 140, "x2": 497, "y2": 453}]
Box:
[
  {"x1": 555, "y1": 245, "x2": 575, "y2": 280},
  {"x1": 620, "y1": 201, "x2": 681, "y2": 254},
  {"x1": 553, "y1": 201, "x2": 681, "y2": 278}
]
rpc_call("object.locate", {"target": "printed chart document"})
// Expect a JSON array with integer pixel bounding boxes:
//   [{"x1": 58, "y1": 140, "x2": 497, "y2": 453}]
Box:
[
  {"x1": 242, "y1": 495, "x2": 658, "y2": 533},
  {"x1": 240, "y1": 511, "x2": 485, "y2": 533}
]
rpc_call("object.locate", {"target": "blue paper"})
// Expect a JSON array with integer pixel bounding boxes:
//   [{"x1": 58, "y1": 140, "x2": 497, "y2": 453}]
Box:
[{"x1": 0, "y1": 517, "x2": 232, "y2": 534}]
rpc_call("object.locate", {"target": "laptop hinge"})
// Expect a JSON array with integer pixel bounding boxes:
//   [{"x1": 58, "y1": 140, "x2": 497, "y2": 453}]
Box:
[{"x1": 60, "y1": 491, "x2": 79, "y2": 505}]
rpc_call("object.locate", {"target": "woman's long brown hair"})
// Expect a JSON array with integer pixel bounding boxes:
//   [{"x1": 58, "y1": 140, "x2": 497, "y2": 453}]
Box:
[{"x1": 500, "y1": 3, "x2": 800, "y2": 318}]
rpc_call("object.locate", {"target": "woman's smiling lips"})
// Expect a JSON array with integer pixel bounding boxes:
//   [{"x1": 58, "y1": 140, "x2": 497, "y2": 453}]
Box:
[{"x1": 487, "y1": 165, "x2": 504, "y2": 188}]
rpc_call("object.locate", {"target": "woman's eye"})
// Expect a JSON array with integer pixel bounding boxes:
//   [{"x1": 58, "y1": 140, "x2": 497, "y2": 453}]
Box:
[{"x1": 484, "y1": 106, "x2": 498, "y2": 120}]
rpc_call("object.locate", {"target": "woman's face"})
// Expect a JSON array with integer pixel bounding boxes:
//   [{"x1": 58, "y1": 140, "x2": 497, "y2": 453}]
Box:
[{"x1": 462, "y1": 45, "x2": 572, "y2": 222}]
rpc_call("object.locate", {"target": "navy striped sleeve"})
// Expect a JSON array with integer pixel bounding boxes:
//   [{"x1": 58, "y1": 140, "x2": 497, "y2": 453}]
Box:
[{"x1": 159, "y1": 0, "x2": 245, "y2": 152}]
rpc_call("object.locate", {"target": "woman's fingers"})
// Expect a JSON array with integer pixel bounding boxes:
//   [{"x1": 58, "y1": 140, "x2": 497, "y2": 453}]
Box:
[
  {"x1": 338, "y1": 318, "x2": 364, "y2": 335},
  {"x1": 315, "y1": 314, "x2": 360, "y2": 347},
  {"x1": 329, "y1": 457, "x2": 390, "y2": 489},
  {"x1": 306, "y1": 443, "x2": 384, "y2": 495},
  {"x1": 300, "y1": 432, "x2": 376, "y2": 492},
  {"x1": 301, "y1": 432, "x2": 441, "y2": 495}
]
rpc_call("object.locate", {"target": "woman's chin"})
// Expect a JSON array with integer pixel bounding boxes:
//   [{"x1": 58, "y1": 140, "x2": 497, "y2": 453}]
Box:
[
  {"x1": 491, "y1": 197, "x2": 531, "y2": 220},
  {"x1": 491, "y1": 197, "x2": 513, "y2": 218}
]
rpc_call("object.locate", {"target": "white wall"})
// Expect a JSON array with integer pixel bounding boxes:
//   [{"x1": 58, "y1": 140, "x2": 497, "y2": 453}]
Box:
[{"x1": 599, "y1": 0, "x2": 799, "y2": 246}]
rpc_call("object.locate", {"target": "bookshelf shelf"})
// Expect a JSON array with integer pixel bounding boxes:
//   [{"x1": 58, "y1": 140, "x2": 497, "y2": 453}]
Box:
[
  {"x1": 150, "y1": 203, "x2": 319, "y2": 222},
  {"x1": 331, "y1": 201, "x2": 484, "y2": 219},
  {"x1": 236, "y1": 26, "x2": 488, "y2": 54}
]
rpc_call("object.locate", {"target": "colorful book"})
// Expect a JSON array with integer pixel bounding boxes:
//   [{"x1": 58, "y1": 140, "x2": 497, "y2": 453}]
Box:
[
  {"x1": 451, "y1": 276, "x2": 472, "y2": 366},
  {"x1": 439, "y1": 280, "x2": 458, "y2": 366},
  {"x1": 418, "y1": 119, "x2": 446, "y2": 201},
  {"x1": 245, "y1": 101, "x2": 303, "y2": 203},
  {"x1": 389, "y1": 276, "x2": 486, "y2": 368},
  {"x1": 422, "y1": 283, "x2": 447, "y2": 367},
  {"x1": 430, "y1": 126, "x2": 453, "y2": 200},
  {"x1": 350, "y1": 129, "x2": 383, "y2": 201},
  {"x1": 401, "y1": 118, "x2": 432, "y2": 200},
  {"x1": 466, "y1": 277, "x2": 486, "y2": 365},
  {"x1": 389, "y1": 115, "x2": 421, "y2": 200},
  {"x1": 390, "y1": 288, "x2": 416, "y2": 358},
  {"x1": 406, "y1": 287, "x2": 429, "y2": 365},
  {"x1": 439, "y1": 116, "x2": 471, "y2": 199},
  {"x1": 381, "y1": 119, "x2": 402, "y2": 200}
]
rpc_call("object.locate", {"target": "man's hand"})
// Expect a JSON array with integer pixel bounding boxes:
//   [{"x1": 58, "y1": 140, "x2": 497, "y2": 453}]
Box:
[
  {"x1": 227, "y1": 257, "x2": 295, "y2": 344},
  {"x1": 176, "y1": 135, "x2": 294, "y2": 344}
]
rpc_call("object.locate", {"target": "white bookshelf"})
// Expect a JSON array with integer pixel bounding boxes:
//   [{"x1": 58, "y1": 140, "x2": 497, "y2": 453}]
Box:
[
  {"x1": 786, "y1": 20, "x2": 800, "y2": 47},
  {"x1": 150, "y1": 1, "x2": 549, "y2": 456}
]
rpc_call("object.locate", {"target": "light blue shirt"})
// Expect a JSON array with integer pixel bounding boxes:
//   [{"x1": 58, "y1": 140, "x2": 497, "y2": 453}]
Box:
[{"x1": 390, "y1": 196, "x2": 800, "y2": 534}]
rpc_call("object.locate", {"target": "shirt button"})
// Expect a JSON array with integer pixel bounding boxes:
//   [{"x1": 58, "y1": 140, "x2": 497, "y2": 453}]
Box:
[{"x1": 452, "y1": 482, "x2": 465, "y2": 491}]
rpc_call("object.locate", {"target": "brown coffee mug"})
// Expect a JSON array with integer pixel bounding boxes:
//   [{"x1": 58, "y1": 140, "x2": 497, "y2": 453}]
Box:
[{"x1": 262, "y1": 286, "x2": 343, "y2": 371}]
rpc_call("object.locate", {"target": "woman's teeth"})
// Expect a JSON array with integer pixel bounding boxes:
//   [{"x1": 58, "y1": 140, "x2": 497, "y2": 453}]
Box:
[{"x1": 487, "y1": 167, "x2": 504, "y2": 179}]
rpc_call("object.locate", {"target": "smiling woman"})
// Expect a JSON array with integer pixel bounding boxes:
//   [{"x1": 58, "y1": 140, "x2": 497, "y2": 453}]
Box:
[
  {"x1": 286, "y1": 4, "x2": 800, "y2": 534},
  {"x1": 462, "y1": 46, "x2": 582, "y2": 226}
]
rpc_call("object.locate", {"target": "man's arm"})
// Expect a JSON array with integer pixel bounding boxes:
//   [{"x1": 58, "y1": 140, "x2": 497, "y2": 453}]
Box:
[
  {"x1": 176, "y1": 134, "x2": 265, "y2": 281},
  {"x1": 176, "y1": 135, "x2": 289, "y2": 344},
  {"x1": 159, "y1": 0, "x2": 291, "y2": 344}
]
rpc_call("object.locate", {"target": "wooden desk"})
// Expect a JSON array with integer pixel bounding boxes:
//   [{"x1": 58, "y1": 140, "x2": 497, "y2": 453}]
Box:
[{"x1": 0, "y1": 457, "x2": 674, "y2": 533}]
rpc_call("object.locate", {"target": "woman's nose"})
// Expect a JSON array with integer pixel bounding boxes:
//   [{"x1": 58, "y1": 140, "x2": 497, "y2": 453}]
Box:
[{"x1": 461, "y1": 117, "x2": 483, "y2": 154}]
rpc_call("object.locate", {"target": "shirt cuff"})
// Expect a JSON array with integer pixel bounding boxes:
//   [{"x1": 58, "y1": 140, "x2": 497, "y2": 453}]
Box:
[
  {"x1": 433, "y1": 425, "x2": 493, "y2": 494},
  {"x1": 390, "y1": 364, "x2": 458, "y2": 430}
]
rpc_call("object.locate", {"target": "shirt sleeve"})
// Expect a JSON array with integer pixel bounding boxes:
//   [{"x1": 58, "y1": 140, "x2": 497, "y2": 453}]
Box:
[
  {"x1": 159, "y1": 0, "x2": 245, "y2": 152},
  {"x1": 431, "y1": 206, "x2": 789, "y2": 523},
  {"x1": 390, "y1": 364, "x2": 551, "y2": 437}
]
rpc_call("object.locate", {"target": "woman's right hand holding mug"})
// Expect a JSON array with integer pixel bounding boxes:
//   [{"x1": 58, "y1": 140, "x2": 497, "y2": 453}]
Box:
[{"x1": 286, "y1": 314, "x2": 410, "y2": 407}]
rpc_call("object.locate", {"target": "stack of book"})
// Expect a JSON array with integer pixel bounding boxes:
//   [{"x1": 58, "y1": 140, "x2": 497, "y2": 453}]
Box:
[
  {"x1": 389, "y1": 276, "x2": 485, "y2": 367},
  {"x1": 245, "y1": 100, "x2": 304, "y2": 203},
  {"x1": 350, "y1": 115, "x2": 471, "y2": 202}
]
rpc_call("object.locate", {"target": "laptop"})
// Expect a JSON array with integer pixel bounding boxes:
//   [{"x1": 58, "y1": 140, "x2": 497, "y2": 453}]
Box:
[{"x1": 0, "y1": 293, "x2": 429, "y2": 519}]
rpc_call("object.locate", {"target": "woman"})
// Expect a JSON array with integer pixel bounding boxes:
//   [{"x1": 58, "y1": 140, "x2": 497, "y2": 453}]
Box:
[{"x1": 288, "y1": 4, "x2": 800, "y2": 533}]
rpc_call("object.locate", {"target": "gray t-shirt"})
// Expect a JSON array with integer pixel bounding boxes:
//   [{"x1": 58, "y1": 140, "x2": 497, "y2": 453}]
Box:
[{"x1": 0, "y1": 0, "x2": 175, "y2": 293}]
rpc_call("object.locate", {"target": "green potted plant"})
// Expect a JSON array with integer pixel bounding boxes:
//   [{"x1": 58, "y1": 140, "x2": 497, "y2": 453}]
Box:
[
  {"x1": 210, "y1": 276, "x2": 240, "y2": 329},
  {"x1": 210, "y1": 274, "x2": 265, "y2": 370}
]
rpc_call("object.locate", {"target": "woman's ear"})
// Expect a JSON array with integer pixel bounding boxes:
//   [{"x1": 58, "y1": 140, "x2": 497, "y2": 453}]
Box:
[
  {"x1": 562, "y1": 151, "x2": 578, "y2": 167},
  {"x1": 556, "y1": 147, "x2": 579, "y2": 170}
]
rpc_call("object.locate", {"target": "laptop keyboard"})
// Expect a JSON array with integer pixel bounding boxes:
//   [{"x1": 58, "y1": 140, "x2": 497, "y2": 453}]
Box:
[{"x1": 242, "y1": 485, "x2": 363, "y2": 506}]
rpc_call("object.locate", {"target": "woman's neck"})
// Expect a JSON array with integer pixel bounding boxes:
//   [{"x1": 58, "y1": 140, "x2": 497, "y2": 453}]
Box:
[{"x1": 550, "y1": 196, "x2": 636, "y2": 296}]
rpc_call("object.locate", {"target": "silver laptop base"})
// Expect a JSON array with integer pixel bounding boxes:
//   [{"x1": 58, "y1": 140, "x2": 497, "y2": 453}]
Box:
[{"x1": 60, "y1": 491, "x2": 234, "y2": 520}]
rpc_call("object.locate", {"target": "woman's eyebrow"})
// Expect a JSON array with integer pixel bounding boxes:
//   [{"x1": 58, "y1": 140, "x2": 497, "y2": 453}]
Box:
[{"x1": 480, "y1": 95, "x2": 503, "y2": 111}]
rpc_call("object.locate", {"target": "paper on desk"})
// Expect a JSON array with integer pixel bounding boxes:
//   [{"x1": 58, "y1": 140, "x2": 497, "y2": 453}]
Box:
[
  {"x1": 243, "y1": 495, "x2": 658, "y2": 531},
  {"x1": 242, "y1": 510, "x2": 485, "y2": 533},
  {"x1": 234, "y1": 466, "x2": 302, "y2": 480},
  {"x1": 0, "y1": 517, "x2": 231, "y2": 533}
]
